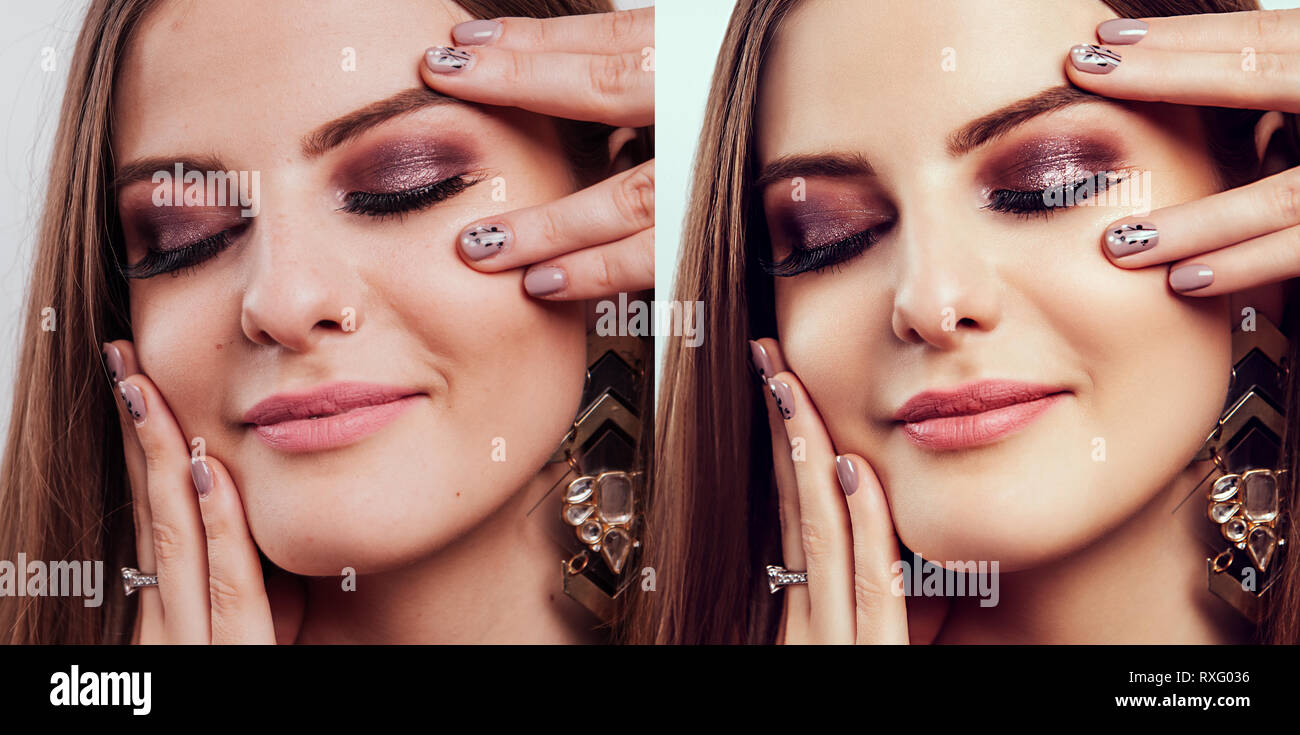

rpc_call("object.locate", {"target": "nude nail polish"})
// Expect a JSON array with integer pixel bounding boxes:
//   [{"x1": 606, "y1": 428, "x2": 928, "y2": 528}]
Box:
[
  {"x1": 460, "y1": 224, "x2": 511, "y2": 260},
  {"x1": 835, "y1": 455, "x2": 859, "y2": 496},
  {"x1": 1170, "y1": 264, "x2": 1214, "y2": 292},
  {"x1": 425, "y1": 46, "x2": 474, "y2": 74},
  {"x1": 524, "y1": 266, "x2": 567, "y2": 296},
  {"x1": 1105, "y1": 223, "x2": 1158, "y2": 257},
  {"x1": 118, "y1": 381, "x2": 145, "y2": 424},
  {"x1": 1069, "y1": 44, "x2": 1121, "y2": 74},
  {"x1": 452, "y1": 19, "x2": 503, "y2": 45},
  {"x1": 191, "y1": 457, "x2": 213, "y2": 498},
  {"x1": 102, "y1": 342, "x2": 124, "y2": 383},
  {"x1": 748, "y1": 340, "x2": 774, "y2": 381},
  {"x1": 767, "y1": 378, "x2": 794, "y2": 420},
  {"x1": 1098, "y1": 18, "x2": 1148, "y2": 45}
]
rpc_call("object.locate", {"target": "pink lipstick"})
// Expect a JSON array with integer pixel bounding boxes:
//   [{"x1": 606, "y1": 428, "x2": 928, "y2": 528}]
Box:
[
  {"x1": 244, "y1": 382, "x2": 423, "y2": 453},
  {"x1": 894, "y1": 380, "x2": 1068, "y2": 451}
]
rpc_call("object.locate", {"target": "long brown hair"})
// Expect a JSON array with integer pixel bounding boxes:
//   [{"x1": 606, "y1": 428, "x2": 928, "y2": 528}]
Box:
[
  {"x1": 0, "y1": 0, "x2": 644, "y2": 645},
  {"x1": 629, "y1": 0, "x2": 1300, "y2": 644}
]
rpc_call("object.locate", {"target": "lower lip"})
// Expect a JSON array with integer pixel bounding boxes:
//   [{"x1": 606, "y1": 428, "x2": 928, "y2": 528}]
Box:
[
  {"x1": 251, "y1": 395, "x2": 422, "y2": 452},
  {"x1": 899, "y1": 393, "x2": 1067, "y2": 451}
]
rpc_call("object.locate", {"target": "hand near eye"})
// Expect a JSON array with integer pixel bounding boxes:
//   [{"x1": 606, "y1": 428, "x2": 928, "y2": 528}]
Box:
[
  {"x1": 749, "y1": 338, "x2": 916, "y2": 644},
  {"x1": 418, "y1": 9, "x2": 654, "y2": 300},
  {"x1": 103, "y1": 341, "x2": 304, "y2": 644},
  {"x1": 1065, "y1": 10, "x2": 1300, "y2": 296}
]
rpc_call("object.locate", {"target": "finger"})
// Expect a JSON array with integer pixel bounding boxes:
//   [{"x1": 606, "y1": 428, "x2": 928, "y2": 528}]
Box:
[
  {"x1": 1096, "y1": 10, "x2": 1300, "y2": 52},
  {"x1": 420, "y1": 46, "x2": 653, "y2": 127},
  {"x1": 520, "y1": 229, "x2": 653, "y2": 300},
  {"x1": 193, "y1": 454, "x2": 277, "y2": 644},
  {"x1": 104, "y1": 341, "x2": 164, "y2": 640},
  {"x1": 457, "y1": 160, "x2": 655, "y2": 271},
  {"x1": 767, "y1": 369, "x2": 855, "y2": 644},
  {"x1": 1102, "y1": 168, "x2": 1300, "y2": 267},
  {"x1": 1165, "y1": 227, "x2": 1300, "y2": 296},
  {"x1": 451, "y1": 8, "x2": 654, "y2": 55},
  {"x1": 833, "y1": 454, "x2": 909, "y2": 645},
  {"x1": 119, "y1": 370, "x2": 211, "y2": 644},
  {"x1": 750, "y1": 338, "x2": 809, "y2": 642},
  {"x1": 1066, "y1": 44, "x2": 1300, "y2": 114}
]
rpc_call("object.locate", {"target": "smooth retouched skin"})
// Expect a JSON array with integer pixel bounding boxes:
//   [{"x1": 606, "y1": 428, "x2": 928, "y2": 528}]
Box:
[
  {"x1": 756, "y1": 0, "x2": 1283, "y2": 643},
  {"x1": 112, "y1": 0, "x2": 594, "y2": 642}
]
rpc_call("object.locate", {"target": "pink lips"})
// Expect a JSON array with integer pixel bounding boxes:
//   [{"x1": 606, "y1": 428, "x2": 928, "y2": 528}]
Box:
[
  {"x1": 893, "y1": 380, "x2": 1069, "y2": 451},
  {"x1": 243, "y1": 382, "x2": 423, "y2": 453}
]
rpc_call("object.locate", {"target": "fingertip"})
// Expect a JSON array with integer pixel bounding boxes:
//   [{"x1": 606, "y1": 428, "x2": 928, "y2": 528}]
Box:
[
  {"x1": 523, "y1": 265, "x2": 569, "y2": 298},
  {"x1": 458, "y1": 221, "x2": 512, "y2": 266},
  {"x1": 834, "y1": 454, "x2": 859, "y2": 496},
  {"x1": 422, "y1": 45, "x2": 476, "y2": 78},
  {"x1": 117, "y1": 378, "x2": 147, "y2": 426},
  {"x1": 191, "y1": 455, "x2": 215, "y2": 499}
]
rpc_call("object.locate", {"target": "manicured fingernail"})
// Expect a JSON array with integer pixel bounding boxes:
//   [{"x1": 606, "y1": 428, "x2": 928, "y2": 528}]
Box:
[
  {"x1": 1105, "y1": 222, "x2": 1158, "y2": 257},
  {"x1": 1069, "y1": 43, "x2": 1121, "y2": 74},
  {"x1": 118, "y1": 381, "x2": 145, "y2": 424},
  {"x1": 191, "y1": 457, "x2": 213, "y2": 498},
  {"x1": 767, "y1": 378, "x2": 794, "y2": 420},
  {"x1": 524, "y1": 266, "x2": 567, "y2": 296},
  {"x1": 1170, "y1": 263, "x2": 1214, "y2": 292},
  {"x1": 102, "y1": 342, "x2": 124, "y2": 383},
  {"x1": 425, "y1": 46, "x2": 474, "y2": 73},
  {"x1": 459, "y1": 223, "x2": 511, "y2": 261},
  {"x1": 1098, "y1": 18, "x2": 1148, "y2": 45},
  {"x1": 835, "y1": 455, "x2": 859, "y2": 496},
  {"x1": 452, "y1": 19, "x2": 503, "y2": 45},
  {"x1": 748, "y1": 340, "x2": 774, "y2": 381}
]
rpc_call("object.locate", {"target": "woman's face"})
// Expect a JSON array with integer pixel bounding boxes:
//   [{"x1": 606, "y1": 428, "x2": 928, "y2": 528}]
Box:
[
  {"x1": 756, "y1": 0, "x2": 1233, "y2": 570},
  {"x1": 112, "y1": 0, "x2": 586, "y2": 575}
]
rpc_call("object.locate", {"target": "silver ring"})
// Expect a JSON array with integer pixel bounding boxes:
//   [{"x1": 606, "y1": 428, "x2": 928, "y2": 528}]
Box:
[
  {"x1": 120, "y1": 567, "x2": 158, "y2": 596},
  {"x1": 766, "y1": 564, "x2": 807, "y2": 593}
]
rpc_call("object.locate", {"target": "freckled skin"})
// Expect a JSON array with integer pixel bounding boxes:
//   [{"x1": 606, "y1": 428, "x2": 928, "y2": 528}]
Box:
[{"x1": 112, "y1": 0, "x2": 587, "y2": 576}]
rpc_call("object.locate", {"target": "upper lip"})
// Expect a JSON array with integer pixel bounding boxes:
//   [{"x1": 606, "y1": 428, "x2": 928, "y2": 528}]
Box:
[
  {"x1": 893, "y1": 380, "x2": 1068, "y2": 423},
  {"x1": 243, "y1": 382, "x2": 422, "y2": 426}
]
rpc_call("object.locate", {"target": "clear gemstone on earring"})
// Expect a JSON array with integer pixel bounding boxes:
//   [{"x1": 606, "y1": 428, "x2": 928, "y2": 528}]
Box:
[
  {"x1": 1242, "y1": 471, "x2": 1279, "y2": 523},
  {"x1": 596, "y1": 472, "x2": 633, "y2": 524},
  {"x1": 1209, "y1": 501, "x2": 1240, "y2": 524},
  {"x1": 1209, "y1": 474, "x2": 1239, "y2": 501},
  {"x1": 564, "y1": 503, "x2": 595, "y2": 526},
  {"x1": 601, "y1": 528, "x2": 633, "y2": 574},
  {"x1": 1223, "y1": 517, "x2": 1248, "y2": 543},
  {"x1": 578, "y1": 520, "x2": 603, "y2": 545},
  {"x1": 1247, "y1": 525, "x2": 1278, "y2": 572},
  {"x1": 565, "y1": 476, "x2": 594, "y2": 503}
]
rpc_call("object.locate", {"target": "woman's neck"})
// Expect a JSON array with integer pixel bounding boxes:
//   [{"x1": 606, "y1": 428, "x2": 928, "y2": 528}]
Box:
[
  {"x1": 932, "y1": 456, "x2": 1257, "y2": 644},
  {"x1": 292, "y1": 460, "x2": 605, "y2": 644}
]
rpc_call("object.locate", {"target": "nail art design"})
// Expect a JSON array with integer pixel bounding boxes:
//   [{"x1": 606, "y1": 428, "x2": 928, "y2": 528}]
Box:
[
  {"x1": 460, "y1": 224, "x2": 510, "y2": 260},
  {"x1": 835, "y1": 455, "x2": 859, "y2": 496},
  {"x1": 191, "y1": 458, "x2": 213, "y2": 498},
  {"x1": 768, "y1": 378, "x2": 794, "y2": 420},
  {"x1": 425, "y1": 46, "x2": 474, "y2": 73},
  {"x1": 1106, "y1": 223, "x2": 1158, "y2": 257},
  {"x1": 1069, "y1": 44, "x2": 1121, "y2": 74},
  {"x1": 118, "y1": 381, "x2": 145, "y2": 423},
  {"x1": 1170, "y1": 263, "x2": 1214, "y2": 292},
  {"x1": 1097, "y1": 18, "x2": 1148, "y2": 45},
  {"x1": 102, "y1": 343, "x2": 124, "y2": 384},
  {"x1": 748, "y1": 340, "x2": 774, "y2": 382}
]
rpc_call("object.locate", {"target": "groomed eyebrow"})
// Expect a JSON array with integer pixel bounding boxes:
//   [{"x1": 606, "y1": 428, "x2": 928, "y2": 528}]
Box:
[
  {"x1": 301, "y1": 87, "x2": 460, "y2": 158},
  {"x1": 113, "y1": 88, "x2": 462, "y2": 188},
  {"x1": 753, "y1": 152, "x2": 874, "y2": 189},
  {"x1": 754, "y1": 85, "x2": 1110, "y2": 188},
  {"x1": 946, "y1": 85, "x2": 1105, "y2": 156}
]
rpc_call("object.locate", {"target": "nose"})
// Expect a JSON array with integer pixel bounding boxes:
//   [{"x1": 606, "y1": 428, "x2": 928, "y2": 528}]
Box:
[
  {"x1": 889, "y1": 216, "x2": 1002, "y2": 350},
  {"x1": 239, "y1": 213, "x2": 360, "y2": 351}
]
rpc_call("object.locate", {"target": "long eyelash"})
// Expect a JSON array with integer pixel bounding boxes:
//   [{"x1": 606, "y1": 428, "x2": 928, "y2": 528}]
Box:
[
  {"x1": 760, "y1": 229, "x2": 879, "y2": 278},
  {"x1": 339, "y1": 174, "x2": 483, "y2": 220},
  {"x1": 123, "y1": 228, "x2": 238, "y2": 280},
  {"x1": 984, "y1": 172, "x2": 1126, "y2": 219}
]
